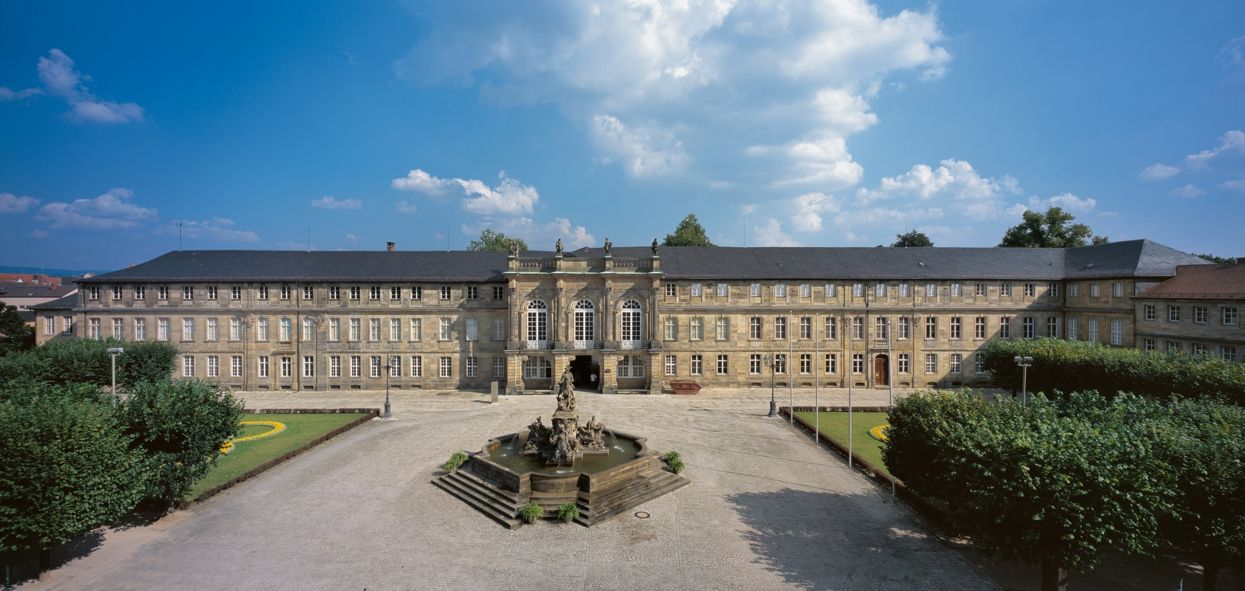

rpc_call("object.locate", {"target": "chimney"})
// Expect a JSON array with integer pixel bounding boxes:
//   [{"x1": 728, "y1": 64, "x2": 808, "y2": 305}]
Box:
[{"x1": 386, "y1": 241, "x2": 395, "y2": 252}]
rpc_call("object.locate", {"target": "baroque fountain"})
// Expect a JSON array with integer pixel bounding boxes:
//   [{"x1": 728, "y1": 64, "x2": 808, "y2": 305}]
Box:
[{"x1": 433, "y1": 368, "x2": 688, "y2": 528}]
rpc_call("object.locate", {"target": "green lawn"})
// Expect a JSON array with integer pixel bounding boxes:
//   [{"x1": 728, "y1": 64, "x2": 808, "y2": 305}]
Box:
[
  {"x1": 792, "y1": 411, "x2": 892, "y2": 478},
  {"x1": 187, "y1": 412, "x2": 370, "y2": 501}
]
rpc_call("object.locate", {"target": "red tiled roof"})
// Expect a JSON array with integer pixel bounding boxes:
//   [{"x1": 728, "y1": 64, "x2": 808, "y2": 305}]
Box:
[{"x1": 1138, "y1": 263, "x2": 1245, "y2": 300}]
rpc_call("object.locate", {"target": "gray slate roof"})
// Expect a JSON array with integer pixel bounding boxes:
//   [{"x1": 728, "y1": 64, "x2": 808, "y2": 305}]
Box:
[
  {"x1": 30, "y1": 293, "x2": 79, "y2": 310},
  {"x1": 78, "y1": 240, "x2": 1208, "y2": 285}
]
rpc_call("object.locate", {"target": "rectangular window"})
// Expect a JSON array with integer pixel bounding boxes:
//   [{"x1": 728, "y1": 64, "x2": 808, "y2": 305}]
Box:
[
  {"x1": 898, "y1": 353, "x2": 910, "y2": 374},
  {"x1": 824, "y1": 283, "x2": 836, "y2": 298},
  {"x1": 1143, "y1": 338, "x2": 1156, "y2": 352},
  {"x1": 158, "y1": 285, "x2": 169, "y2": 300},
  {"x1": 799, "y1": 317, "x2": 811, "y2": 339},
  {"x1": 899, "y1": 283, "x2": 911, "y2": 298},
  {"x1": 280, "y1": 357, "x2": 292, "y2": 378},
  {"x1": 227, "y1": 286, "x2": 240, "y2": 300},
  {"x1": 134, "y1": 318, "x2": 146, "y2": 341},
  {"x1": 925, "y1": 353, "x2": 937, "y2": 374},
  {"x1": 665, "y1": 283, "x2": 678, "y2": 298},
  {"x1": 207, "y1": 286, "x2": 218, "y2": 300},
  {"x1": 774, "y1": 317, "x2": 786, "y2": 340},
  {"x1": 298, "y1": 318, "x2": 311, "y2": 341},
  {"x1": 493, "y1": 357, "x2": 505, "y2": 378},
  {"x1": 279, "y1": 285, "x2": 291, "y2": 300},
  {"x1": 825, "y1": 317, "x2": 837, "y2": 340},
  {"x1": 875, "y1": 283, "x2": 887, "y2": 298},
  {"x1": 950, "y1": 283, "x2": 962, "y2": 297},
  {"x1": 774, "y1": 283, "x2": 787, "y2": 298},
  {"x1": 799, "y1": 283, "x2": 811, "y2": 298},
  {"x1": 112, "y1": 318, "x2": 123, "y2": 338},
  {"x1": 851, "y1": 353, "x2": 864, "y2": 374},
  {"x1": 466, "y1": 286, "x2": 478, "y2": 300},
  {"x1": 370, "y1": 356, "x2": 382, "y2": 378},
  {"x1": 999, "y1": 316, "x2": 1011, "y2": 339},
  {"x1": 749, "y1": 354, "x2": 762, "y2": 374},
  {"x1": 1047, "y1": 317, "x2": 1059, "y2": 338},
  {"x1": 439, "y1": 356, "x2": 452, "y2": 378},
  {"x1": 440, "y1": 286, "x2": 451, "y2": 301},
  {"x1": 665, "y1": 354, "x2": 677, "y2": 376},
  {"x1": 875, "y1": 317, "x2": 888, "y2": 340},
  {"x1": 206, "y1": 318, "x2": 218, "y2": 341},
  {"x1": 492, "y1": 318, "x2": 505, "y2": 341},
  {"x1": 1088, "y1": 319, "x2": 1099, "y2": 342},
  {"x1": 328, "y1": 286, "x2": 339, "y2": 300},
  {"x1": 852, "y1": 317, "x2": 864, "y2": 340},
  {"x1": 493, "y1": 285, "x2": 505, "y2": 300},
  {"x1": 1000, "y1": 283, "x2": 1012, "y2": 297},
  {"x1": 410, "y1": 356, "x2": 422, "y2": 378},
  {"x1": 62, "y1": 316, "x2": 73, "y2": 334},
  {"x1": 1070, "y1": 283, "x2": 1080, "y2": 298},
  {"x1": 1067, "y1": 318, "x2": 1078, "y2": 340},
  {"x1": 618, "y1": 356, "x2": 645, "y2": 378},
  {"x1": 135, "y1": 285, "x2": 145, "y2": 300},
  {"x1": 1192, "y1": 343, "x2": 1207, "y2": 357},
  {"x1": 716, "y1": 354, "x2": 729, "y2": 375},
  {"x1": 253, "y1": 317, "x2": 267, "y2": 341},
  {"x1": 183, "y1": 318, "x2": 195, "y2": 341},
  {"x1": 158, "y1": 318, "x2": 169, "y2": 341},
  {"x1": 349, "y1": 286, "x2": 360, "y2": 301},
  {"x1": 1224, "y1": 306, "x2": 1239, "y2": 326},
  {"x1": 410, "y1": 318, "x2": 422, "y2": 341},
  {"x1": 773, "y1": 354, "x2": 786, "y2": 374},
  {"x1": 1221, "y1": 346, "x2": 1238, "y2": 362},
  {"x1": 1023, "y1": 316, "x2": 1035, "y2": 339},
  {"x1": 231, "y1": 355, "x2": 242, "y2": 378},
  {"x1": 279, "y1": 317, "x2": 292, "y2": 342},
  {"x1": 825, "y1": 353, "x2": 837, "y2": 374},
  {"x1": 1166, "y1": 340, "x2": 1179, "y2": 354},
  {"x1": 330, "y1": 356, "x2": 341, "y2": 378},
  {"x1": 898, "y1": 316, "x2": 911, "y2": 340},
  {"x1": 183, "y1": 286, "x2": 194, "y2": 300},
  {"x1": 391, "y1": 318, "x2": 402, "y2": 341},
  {"x1": 1024, "y1": 283, "x2": 1035, "y2": 297},
  {"x1": 329, "y1": 318, "x2": 340, "y2": 341},
  {"x1": 716, "y1": 317, "x2": 729, "y2": 340},
  {"x1": 950, "y1": 317, "x2": 962, "y2": 339},
  {"x1": 717, "y1": 283, "x2": 729, "y2": 298},
  {"x1": 690, "y1": 317, "x2": 703, "y2": 340},
  {"x1": 664, "y1": 318, "x2": 678, "y2": 341},
  {"x1": 1113, "y1": 282, "x2": 1123, "y2": 298},
  {"x1": 975, "y1": 283, "x2": 986, "y2": 297},
  {"x1": 1110, "y1": 319, "x2": 1122, "y2": 346},
  {"x1": 749, "y1": 317, "x2": 762, "y2": 339},
  {"x1": 350, "y1": 356, "x2": 360, "y2": 378},
  {"x1": 368, "y1": 286, "x2": 380, "y2": 300},
  {"x1": 411, "y1": 286, "x2": 422, "y2": 301},
  {"x1": 1090, "y1": 283, "x2": 1100, "y2": 298},
  {"x1": 390, "y1": 356, "x2": 404, "y2": 377},
  {"x1": 439, "y1": 318, "x2": 452, "y2": 340},
  {"x1": 950, "y1": 353, "x2": 962, "y2": 374},
  {"x1": 257, "y1": 285, "x2": 269, "y2": 300},
  {"x1": 465, "y1": 356, "x2": 478, "y2": 378},
  {"x1": 1168, "y1": 305, "x2": 1181, "y2": 322},
  {"x1": 1049, "y1": 283, "x2": 1060, "y2": 298},
  {"x1": 750, "y1": 283, "x2": 761, "y2": 297},
  {"x1": 183, "y1": 355, "x2": 195, "y2": 377},
  {"x1": 389, "y1": 286, "x2": 401, "y2": 300},
  {"x1": 975, "y1": 353, "x2": 985, "y2": 374},
  {"x1": 925, "y1": 317, "x2": 937, "y2": 339},
  {"x1": 301, "y1": 286, "x2": 313, "y2": 300},
  {"x1": 369, "y1": 318, "x2": 380, "y2": 341},
  {"x1": 1144, "y1": 304, "x2": 1156, "y2": 321},
  {"x1": 975, "y1": 316, "x2": 986, "y2": 339},
  {"x1": 852, "y1": 283, "x2": 864, "y2": 298},
  {"x1": 1193, "y1": 305, "x2": 1208, "y2": 324},
  {"x1": 799, "y1": 353, "x2": 811, "y2": 374},
  {"x1": 465, "y1": 318, "x2": 478, "y2": 341},
  {"x1": 925, "y1": 283, "x2": 936, "y2": 297},
  {"x1": 303, "y1": 356, "x2": 315, "y2": 378},
  {"x1": 690, "y1": 283, "x2": 702, "y2": 297}
]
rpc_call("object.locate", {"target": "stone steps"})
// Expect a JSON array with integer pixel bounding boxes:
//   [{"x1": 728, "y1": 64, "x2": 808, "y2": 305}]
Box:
[
  {"x1": 431, "y1": 471, "x2": 521, "y2": 529},
  {"x1": 574, "y1": 470, "x2": 690, "y2": 526}
]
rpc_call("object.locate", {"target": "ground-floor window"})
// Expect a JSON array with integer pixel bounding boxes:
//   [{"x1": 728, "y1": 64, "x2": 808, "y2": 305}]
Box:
[
  {"x1": 411, "y1": 355, "x2": 423, "y2": 377},
  {"x1": 439, "y1": 356, "x2": 452, "y2": 378},
  {"x1": 1222, "y1": 346, "x2": 1237, "y2": 362},
  {"x1": 523, "y1": 357, "x2": 551, "y2": 379},
  {"x1": 207, "y1": 355, "x2": 219, "y2": 377},
  {"x1": 370, "y1": 356, "x2": 382, "y2": 378},
  {"x1": 330, "y1": 355, "x2": 341, "y2": 377},
  {"x1": 618, "y1": 355, "x2": 645, "y2": 378},
  {"x1": 773, "y1": 353, "x2": 786, "y2": 374},
  {"x1": 231, "y1": 355, "x2": 242, "y2": 378},
  {"x1": 690, "y1": 354, "x2": 702, "y2": 376},
  {"x1": 258, "y1": 356, "x2": 269, "y2": 378},
  {"x1": 664, "y1": 354, "x2": 677, "y2": 376},
  {"x1": 350, "y1": 355, "x2": 361, "y2": 378},
  {"x1": 825, "y1": 353, "x2": 836, "y2": 374},
  {"x1": 182, "y1": 355, "x2": 195, "y2": 377},
  {"x1": 949, "y1": 353, "x2": 962, "y2": 374},
  {"x1": 851, "y1": 353, "x2": 864, "y2": 374},
  {"x1": 465, "y1": 356, "x2": 478, "y2": 378},
  {"x1": 799, "y1": 353, "x2": 811, "y2": 374},
  {"x1": 1110, "y1": 319, "x2": 1123, "y2": 346},
  {"x1": 716, "y1": 354, "x2": 728, "y2": 375},
  {"x1": 389, "y1": 355, "x2": 401, "y2": 377},
  {"x1": 897, "y1": 353, "x2": 910, "y2": 374},
  {"x1": 924, "y1": 353, "x2": 938, "y2": 374},
  {"x1": 749, "y1": 354, "x2": 761, "y2": 374},
  {"x1": 974, "y1": 353, "x2": 985, "y2": 374},
  {"x1": 303, "y1": 355, "x2": 315, "y2": 378},
  {"x1": 493, "y1": 357, "x2": 505, "y2": 378},
  {"x1": 281, "y1": 356, "x2": 292, "y2": 378}
]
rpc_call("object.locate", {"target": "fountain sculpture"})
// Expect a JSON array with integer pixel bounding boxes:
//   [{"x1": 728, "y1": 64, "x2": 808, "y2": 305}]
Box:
[{"x1": 432, "y1": 367, "x2": 688, "y2": 528}]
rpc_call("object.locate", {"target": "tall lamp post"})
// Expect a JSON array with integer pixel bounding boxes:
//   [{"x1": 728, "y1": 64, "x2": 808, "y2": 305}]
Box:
[
  {"x1": 382, "y1": 357, "x2": 395, "y2": 419},
  {"x1": 106, "y1": 347, "x2": 124, "y2": 402},
  {"x1": 764, "y1": 353, "x2": 777, "y2": 417},
  {"x1": 1013, "y1": 355, "x2": 1033, "y2": 406}
]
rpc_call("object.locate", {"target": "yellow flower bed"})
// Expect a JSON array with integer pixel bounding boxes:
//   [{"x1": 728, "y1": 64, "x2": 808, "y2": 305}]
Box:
[
  {"x1": 868, "y1": 423, "x2": 889, "y2": 443},
  {"x1": 220, "y1": 420, "x2": 287, "y2": 454}
]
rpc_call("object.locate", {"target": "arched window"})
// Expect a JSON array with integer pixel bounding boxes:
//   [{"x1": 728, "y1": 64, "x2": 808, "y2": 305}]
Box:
[
  {"x1": 620, "y1": 299, "x2": 642, "y2": 344},
  {"x1": 574, "y1": 300, "x2": 595, "y2": 342},
  {"x1": 526, "y1": 300, "x2": 548, "y2": 344}
]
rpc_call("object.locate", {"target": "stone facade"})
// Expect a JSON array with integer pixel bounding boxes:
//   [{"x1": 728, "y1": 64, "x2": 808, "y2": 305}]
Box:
[
  {"x1": 1132, "y1": 263, "x2": 1245, "y2": 361},
  {"x1": 38, "y1": 241, "x2": 1229, "y2": 394}
]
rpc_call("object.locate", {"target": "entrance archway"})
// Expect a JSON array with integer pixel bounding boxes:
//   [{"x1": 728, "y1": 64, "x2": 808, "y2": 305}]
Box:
[
  {"x1": 873, "y1": 354, "x2": 890, "y2": 386},
  {"x1": 569, "y1": 355, "x2": 600, "y2": 391}
]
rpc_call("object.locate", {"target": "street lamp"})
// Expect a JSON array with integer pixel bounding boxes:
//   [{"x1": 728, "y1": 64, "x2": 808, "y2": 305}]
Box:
[
  {"x1": 106, "y1": 347, "x2": 124, "y2": 401},
  {"x1": 382, "y1": 357, "x2": 396, "y2": 419},
  {"x1": 1013, "y1": 355, "x2": 1034, "y2": 406},
  {"x1": 763, "y1": 354, "x2": 777, "y2": 417}
]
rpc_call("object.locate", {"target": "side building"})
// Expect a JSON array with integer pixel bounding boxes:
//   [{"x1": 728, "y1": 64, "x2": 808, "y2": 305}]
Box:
[
  {"x1": 1133, "y1": 261, "x2": 1245, "y2": 361},
  {"x1": 37, "y1": 239, "x2": 1213, "y2": 394}
]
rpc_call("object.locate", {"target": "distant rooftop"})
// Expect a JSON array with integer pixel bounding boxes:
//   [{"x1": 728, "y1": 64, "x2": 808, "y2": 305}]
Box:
[{"x1": 1137, "y1": 262, "x2": 1245, "y2": 300}]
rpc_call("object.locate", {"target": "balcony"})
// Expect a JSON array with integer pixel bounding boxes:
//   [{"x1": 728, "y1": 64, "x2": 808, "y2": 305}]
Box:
[
  {"x1": 619, "y1": 340, "x2": 645, "y2": 350},
  {"x1": 524, "y1": 340, "x2": 550, "y2": 350},
  {"x1": 569, "y1": 340, "x2": 601, "y2": 350}
]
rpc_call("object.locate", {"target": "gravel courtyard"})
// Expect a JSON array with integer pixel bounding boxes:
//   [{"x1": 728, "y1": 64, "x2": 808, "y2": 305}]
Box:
[{"x1": 28, "y1": 388, "x2": 995, "y2": 591}]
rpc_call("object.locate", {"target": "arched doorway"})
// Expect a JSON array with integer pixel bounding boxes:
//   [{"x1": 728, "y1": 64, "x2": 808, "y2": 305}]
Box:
[{"x1": 873, "y1": 354, "x2": 889, "y2": 386}]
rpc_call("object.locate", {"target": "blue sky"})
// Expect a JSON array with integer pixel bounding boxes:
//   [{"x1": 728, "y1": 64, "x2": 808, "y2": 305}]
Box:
[{"x1": 1, "y1": 1, "x2": 1243, "y2": 270}]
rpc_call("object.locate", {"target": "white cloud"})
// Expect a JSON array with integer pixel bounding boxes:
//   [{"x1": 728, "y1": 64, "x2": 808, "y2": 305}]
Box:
[
  {"x1": 1171, "y1": 184, "x2": 1206, "y2": 199},
  {"x1": 1184, "y1": 130, "x2": 1245, "y2": 167},
  {"x1": 0, "y1": 192, "x2": 40, "y2": 213},
  {"x1": 162, "y1": 218, "x2": 260, "y2": 243},
  {"x1": 37, "y1": 188, "x2": 156, "y2": 230},
  {"x1": 751, "y1": 218, "x2": 799, "y2": 246},
  {"x1": 394, "y1": 200, "x2": 418, "y2": 214},
  {"x1": 392, "y1": 168, "x2": 539, "y2": 216},
  {"x1": 1220, "y1": 36, "x2": 1245, "y2": 72},
  {"x1": 0, "y1": 86, "x2": 42, "y2": 101},
  {"x1": 789, "y1": 192, "x2": 839, "y2": 232},
  {"x1": 396, "y1": 1, "x2": 950, "y2": 187},
  {"x1": 1018, "y1": 192, "x2": 1098, "y2": 213},
  {"x1": 590, "y1": 114, "x2": 688, "y2": 177},
  {"x1": 1219, "y1": 179, "x2": 1245, "y2": 192},
  {"x1": 36, "y1": 49, "x2": 144, "y2": 124},
  {"x1": 1139, "y1": 163, "x2": 1180, "y2": 181},
  {"x1": 29, "y1": 229, "x2": 49, "y2": 239},
  {"x1": 310, "y1": 195, "x2": 362, "y2": 210},
  {"x1": 344, "y1": 233, "x2": 359, "y2": 245},
  {"x1": 856, "y1": 159, "x2": 1019, "y2": 204},
  {"x1": 461, "y1": 216, "x2": 596, "y2": 250}
]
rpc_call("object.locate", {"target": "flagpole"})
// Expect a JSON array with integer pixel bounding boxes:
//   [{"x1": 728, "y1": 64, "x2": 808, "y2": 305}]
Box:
[{"x1": 814, "y1": 336, "x2": 820, "y2": 447}]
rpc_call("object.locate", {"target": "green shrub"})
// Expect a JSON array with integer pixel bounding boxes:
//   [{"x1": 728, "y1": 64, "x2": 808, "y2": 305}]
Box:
[
  {"x1": 556, "y1": 502, "x2": 579, "y2": 523},
  {"x1": 980, "y1": 338, "x2": 1245, "y2": 405},
  {"x1": 119, "y1": 379, "x2": 243, "y2": 504},
  {"x1": 662, "y1": 450, "x2": 685, "y2": 474},
  {"x1": 520, "y1": 501, "x2": 544, "y2": 524},
  {"x1": 0, "y1": 339, "x2": 178, "y2": 390},
  {"x1": 0, "y1": 388, "x2": 147, "y2": 571},
  {"x1": 441, "y1": 451, "x2": 469, "y2": 473}
]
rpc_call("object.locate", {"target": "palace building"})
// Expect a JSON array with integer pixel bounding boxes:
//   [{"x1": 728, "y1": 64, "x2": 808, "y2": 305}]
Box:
[{"x1": 33, "y1": 239, "x2": 1228, "y2": 395}]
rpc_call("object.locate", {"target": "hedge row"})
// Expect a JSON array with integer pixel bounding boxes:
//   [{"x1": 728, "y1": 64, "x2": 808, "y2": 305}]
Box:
[
  {"x1": 981, "y1": 338, "x2": 1245, "y2": 405},
  {"x1": 0, "y1": 338, "x2": 177, "y2": 389}
]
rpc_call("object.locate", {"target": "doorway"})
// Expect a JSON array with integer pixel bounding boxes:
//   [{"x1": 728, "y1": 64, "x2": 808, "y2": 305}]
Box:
[
  {"x1": 570, "y1": 355, "x2": 600, "y2": 391},
  {"x1": 873, "y1": 354, "x2": 889, "y2": 386}
]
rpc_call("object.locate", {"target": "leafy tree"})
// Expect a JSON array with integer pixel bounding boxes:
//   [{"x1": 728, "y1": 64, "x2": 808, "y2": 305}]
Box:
[
  {"x1": 891, "y1": 230, "x2": 933, "y2": 247},
  {"x1": 119, "y1": 379, "x2": 243, "y2": 504},
  {"x1": 1159, "y1": 399, "x2": 1245, "y2": 591},
  {"x1": 885, "y1": 391, "x2": 1174, "y2": 591},
  {"x1": 998, "y1": 207, "x2": 1108, "y2": 248},
  {"x1": 468, "y1": 229, "x2": 527, "y2": 252},
  {"x1": 1192, "y1": 253, "x2": 1233, "y2": 264},
  {"x1": 0, "y1": 339, "x2": 177, "y2": 389},
  {"x1": 0, "y1": 302, "x2": 34, "y2": 355},
  {"x1": 663, "y1": 214, "x2": 715, "y2": 247},
  {"x1": 0, "y1": 388, "x2": 148, "y2": 574}
]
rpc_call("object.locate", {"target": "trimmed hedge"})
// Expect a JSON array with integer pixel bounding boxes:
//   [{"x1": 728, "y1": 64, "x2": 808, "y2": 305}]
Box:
[
  {"x1": 0, "y1": 338, "x2": 178, "y2": 390},
  {"x1": 981, "y1": 338, "x2": 1245, "y2": 405}
]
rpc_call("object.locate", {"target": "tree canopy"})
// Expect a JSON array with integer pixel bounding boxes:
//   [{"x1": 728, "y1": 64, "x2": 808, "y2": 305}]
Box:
[
  {"x1": 468, "y1": 229, "x2": 527, "y2": 252},
  {"x1": 891, "y1": 230, "x2": 933, "y2": 247},
  {"x1": 663, "y1": 214, "x2": 715, "y2": 247},
  {"x1": 0, "y1": 302, "x2": 34, "y2": 355},
  {"x1": 1193, "y1": 253, "x2": 1233, "y2": 264},
  {"x1": 998, "y1": 207, "x2": 1108, "y2": 248}
]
